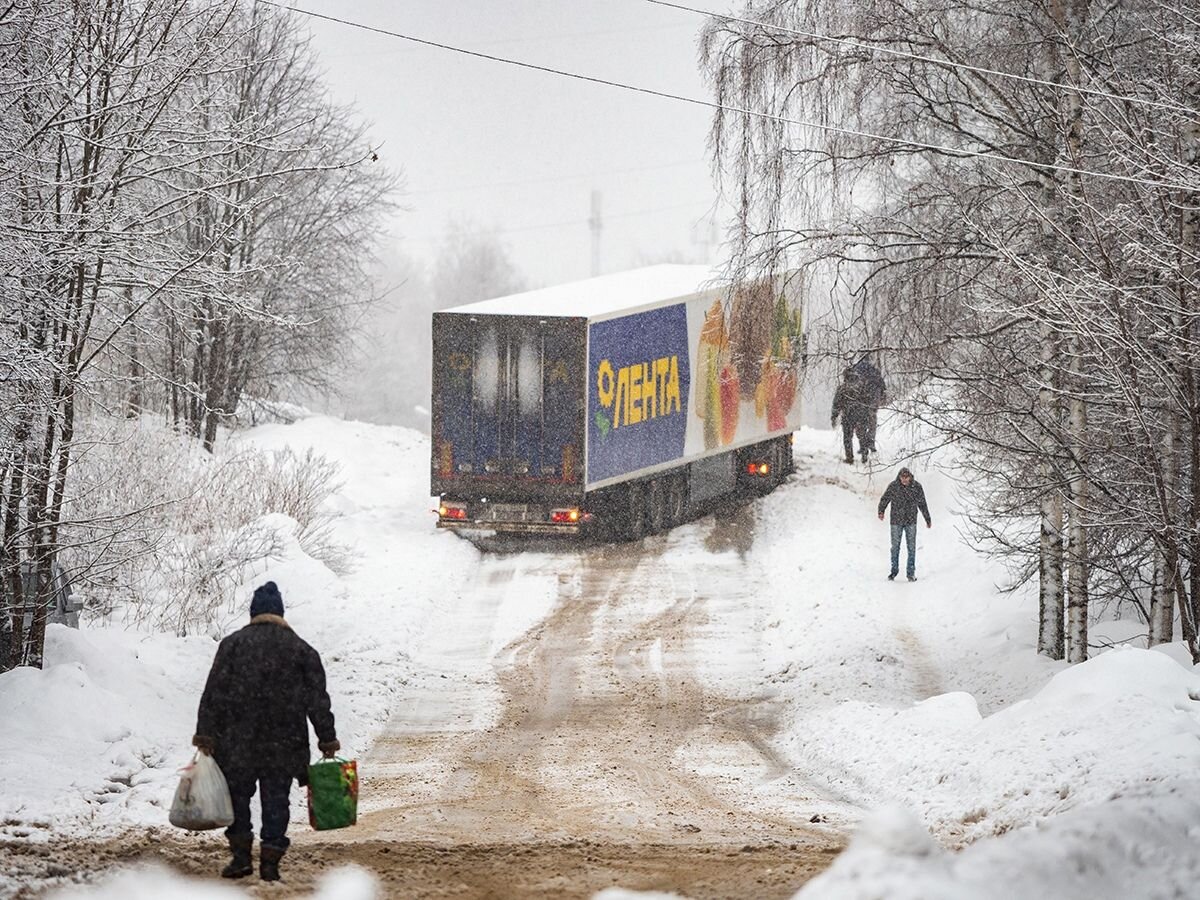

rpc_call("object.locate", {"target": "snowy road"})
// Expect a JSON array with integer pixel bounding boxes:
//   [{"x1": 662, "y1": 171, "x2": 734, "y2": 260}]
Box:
[
  {"x1": 286, "y1": 517, "x2": 845, "y2": 895},
  {"x1": 357, "y1": 538, "x2": 840, "y2": 844}
]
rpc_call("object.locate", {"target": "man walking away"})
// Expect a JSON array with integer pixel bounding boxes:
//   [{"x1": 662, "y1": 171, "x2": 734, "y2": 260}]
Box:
[
  {"x1": 831, "y1": 366, "x2": 872, "y2": 463},
  {"x1": 852, "y1": 357, "x2": 887, "y2": 454},
  {"x1": 193, "y1": 581, "x2": 341, "y2": 882},
  {"x1": 877, "y1": 467, "x2": 932, "y2": 581}
]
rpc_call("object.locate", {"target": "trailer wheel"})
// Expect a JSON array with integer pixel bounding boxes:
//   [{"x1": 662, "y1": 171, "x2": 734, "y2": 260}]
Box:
[
  {"x1": 625, "y1": 481, "x2": 647, "y2": 540},
  {"x1": 666, "y1": 473, "x2": 687, "y2": 526},
  {"x1": 647, "y1": 479, "x2": 667, "y2": 534}
]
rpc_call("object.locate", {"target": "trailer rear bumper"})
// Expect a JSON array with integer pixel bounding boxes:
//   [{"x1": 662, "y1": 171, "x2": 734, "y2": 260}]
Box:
[{"x1": 436, "y1": 519, "x2": 582, "y2": 535}]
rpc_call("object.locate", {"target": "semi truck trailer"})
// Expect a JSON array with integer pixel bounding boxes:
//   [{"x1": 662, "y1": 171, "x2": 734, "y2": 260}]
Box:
[{"x1": 431, "y1": 265, "x2": 805, "y2": 539}]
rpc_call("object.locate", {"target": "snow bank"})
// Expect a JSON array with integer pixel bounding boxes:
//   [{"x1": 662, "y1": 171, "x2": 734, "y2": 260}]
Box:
[
  {"x1": 788, "y1": 647, "x2": 1200, "y2": 844},
  {"x1": 792, "y1": 647, "x2": 1200, "y2": 897},
  {"x1": 801, "y1": 791, "x2": 1200, "y2": 899},
  {"x1": 0, "y1": 624, "x2": 215, "y2": 839}
]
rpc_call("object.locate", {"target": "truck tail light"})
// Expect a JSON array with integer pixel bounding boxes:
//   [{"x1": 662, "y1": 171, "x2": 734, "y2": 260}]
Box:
[
  {"x1": 746, "y1": 462, "x2": 770, "y2": 476},
  {"x1": 550, "y1": 508, "x2": 581, "y2": 523},
  {"x1": 439, "y1": 501, "x2": 468, "y2": 520}
]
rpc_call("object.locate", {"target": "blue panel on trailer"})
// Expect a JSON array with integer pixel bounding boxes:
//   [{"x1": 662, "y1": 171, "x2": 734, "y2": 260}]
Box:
[{"x1": 587, "y1": 304, "x2": 691, "y2": 483}]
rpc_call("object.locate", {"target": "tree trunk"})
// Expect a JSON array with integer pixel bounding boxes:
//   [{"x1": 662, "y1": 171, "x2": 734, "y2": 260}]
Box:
[
  {"x1": 2, "y1": 424, "x2": 29, "y2": 670},
  {"x1": 1052, "y1": 0, "x2": 1091, "y2": 664},
  {"x1": 1036, "y1": 178, "x2": 1064, "y2": 658},
  {"x1": 1150, "y1": 411, "x2": 1178, "y2": 645},
  {"x1": 1180, "y1": 75, "x2": 1200, "y2": 660},
  {"x1": 1039, "y1": 489, "x2": 1066, "y2": 658},
  {"x1": 125, "y1": 285, "x2": 143, "y2": 417}
]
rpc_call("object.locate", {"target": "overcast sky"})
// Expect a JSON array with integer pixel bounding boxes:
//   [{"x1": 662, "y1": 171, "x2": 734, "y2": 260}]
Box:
[{"x1": 297, "y1": 0, "x2": 731, "y2": 290}]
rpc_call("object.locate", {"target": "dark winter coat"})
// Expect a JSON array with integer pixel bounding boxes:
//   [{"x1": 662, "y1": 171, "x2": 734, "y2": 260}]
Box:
[
  {"x1": 852, "y1": 360, "x2": 887, "y2": 407},
  {"x1": 878, "y1": 475, "x2": 932, "y2": 526},
  {"x1": 195, "y1": 615, "x2": 337, "y2": 783},
  {"x1": 831, "y1": 375, "x2": 871, "y2": 426}
]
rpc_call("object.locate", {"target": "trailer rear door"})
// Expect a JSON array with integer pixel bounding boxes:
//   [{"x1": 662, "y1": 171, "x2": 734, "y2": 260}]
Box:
[{"x1": 432, "y1": 314, "x2": 585, "y2": 497}]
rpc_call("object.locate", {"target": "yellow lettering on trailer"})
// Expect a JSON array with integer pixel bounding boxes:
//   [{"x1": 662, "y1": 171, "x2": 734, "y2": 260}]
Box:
[
  {"x1": 665, "y1": 355, "x2": 681, "y2": 415},
  {"x1": 614, "y1": 365, "x2": 629, "y2": 428},
  {"x1": 628, "y1": 363, "x2": 643, "y2": 424},
  {"x1": 642, "y1": 361, "x2": 657, "y2": 420},
  {"x1": 597, "y1": 354, "x2": 683, "y2": 431},
  {"x1": 597, "y1": 359, "x2": 615, "y2": 408}
]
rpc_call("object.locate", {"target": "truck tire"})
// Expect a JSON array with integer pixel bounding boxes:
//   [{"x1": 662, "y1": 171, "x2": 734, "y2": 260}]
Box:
[
  {"x1": 648, "y1": 479, "x2": 666, "y2": 534},
  {"x1": 625, "y1": 481, "x2": 647, "y2": 540}
]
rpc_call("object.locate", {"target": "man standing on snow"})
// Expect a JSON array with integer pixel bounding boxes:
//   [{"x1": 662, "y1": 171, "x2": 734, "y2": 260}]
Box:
[
  {"x1": 877, "y1": 467, "x2": 932, "y2": 581},
  {"x1": 192, "y1": 581, "x2": 341, "y2": 883}
]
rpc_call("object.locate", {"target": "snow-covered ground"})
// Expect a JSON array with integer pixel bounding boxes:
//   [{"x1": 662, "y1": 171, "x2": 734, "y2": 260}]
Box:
[{"x1": 2, "y1": 413, "x2": 1198, "y2": 898}]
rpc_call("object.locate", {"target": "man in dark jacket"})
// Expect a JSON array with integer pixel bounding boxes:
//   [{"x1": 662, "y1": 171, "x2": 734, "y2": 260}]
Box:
[
  {"x1": 193, "y1": 581, "x2": 340, "y2": 882},
  {"x1": 877, "y1": 467, "x2": 932, "y2": 581},
  {"x1": 852, "y1": 358, "x2": 887, "y2": 454},
  {"x1": 832, "y1": 366, "x2": 872, "y2": 463}
]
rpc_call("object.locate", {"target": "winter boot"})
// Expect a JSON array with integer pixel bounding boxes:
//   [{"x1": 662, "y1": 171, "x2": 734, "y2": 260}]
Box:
[
  {"x1": 907, "y1": 575, "x2": 918, "y2": 582},
  {"x1": 260, "y1": 844, "x2": 286, "y2": 882},
  {"x1": 221, "y1": 834, "x2": 253, "y2": 879}
]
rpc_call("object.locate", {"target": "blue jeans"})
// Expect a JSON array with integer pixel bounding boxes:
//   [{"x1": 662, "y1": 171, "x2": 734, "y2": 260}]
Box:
[{"x1": 890, "y1": 523, "x2": 917, "y2": 578}]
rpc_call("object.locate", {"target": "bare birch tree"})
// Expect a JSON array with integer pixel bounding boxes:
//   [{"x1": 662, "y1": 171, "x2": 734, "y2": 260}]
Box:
[{"x1": 702, "y1": 0, "x2": 1200, "y2": 661}]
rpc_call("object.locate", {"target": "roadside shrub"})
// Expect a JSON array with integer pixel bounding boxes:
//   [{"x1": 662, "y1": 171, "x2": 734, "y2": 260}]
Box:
[{"x1": 62, "y1": 417, "x2": 346, "y2": 634}]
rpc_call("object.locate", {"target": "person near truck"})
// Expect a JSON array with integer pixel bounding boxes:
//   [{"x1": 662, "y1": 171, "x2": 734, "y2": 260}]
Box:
[
  {"x1": 877, "y1": 467, "x2": 932, "y2": 581},
  {"x1": 852, "y1": 357, "x2": 887, "y2": 455},
  {"x1": 192, "y1": 581, "x2": 341, "y2": 882},
  {"x1": 831, "y1": 365, "x2": 873, "y2": 463}
]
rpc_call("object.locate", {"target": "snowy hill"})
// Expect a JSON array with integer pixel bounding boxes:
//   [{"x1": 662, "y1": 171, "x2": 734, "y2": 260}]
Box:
[{"x1": 1, "y1": 415, "x2": 1198, "y2": 898}]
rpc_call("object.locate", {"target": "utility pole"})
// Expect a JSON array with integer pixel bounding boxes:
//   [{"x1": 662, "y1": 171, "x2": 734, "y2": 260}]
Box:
[
  {"x1": 589, "y1": 189, "x2": 602, "y2": 276},
  {"x1": 694, "y1": 215, "x2": 719, "y2": 263}
]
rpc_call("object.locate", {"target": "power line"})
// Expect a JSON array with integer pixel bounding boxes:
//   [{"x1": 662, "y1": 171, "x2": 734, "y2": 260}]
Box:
[
  {"x1": 647, "y1": 0, "x2": 1200, "y2": 119},
  {"x1": 261, "y1": 1, "x2": 1196, "y2": 192}
]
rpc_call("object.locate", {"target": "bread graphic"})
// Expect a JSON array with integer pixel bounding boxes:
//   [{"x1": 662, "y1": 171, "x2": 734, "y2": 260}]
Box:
[{"x1": 696, "y1": 299, "x2": 739, "y2": 448}]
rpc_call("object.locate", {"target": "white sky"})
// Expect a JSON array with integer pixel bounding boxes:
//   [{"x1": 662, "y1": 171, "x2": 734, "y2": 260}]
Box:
[{"x1": 296, "y1": 0, "x2": 731, "y2": 289}]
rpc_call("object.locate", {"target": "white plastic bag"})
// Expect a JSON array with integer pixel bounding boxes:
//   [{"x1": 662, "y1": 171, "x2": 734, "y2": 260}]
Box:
[{"x1": 169, "y1": 752, "x2": 234, "y2": 831}]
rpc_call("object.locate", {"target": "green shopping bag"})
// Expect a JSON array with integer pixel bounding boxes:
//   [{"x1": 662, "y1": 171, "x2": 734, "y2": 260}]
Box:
[{"x1": 307, "y1": 757, "x2": 358, "y2": 831}]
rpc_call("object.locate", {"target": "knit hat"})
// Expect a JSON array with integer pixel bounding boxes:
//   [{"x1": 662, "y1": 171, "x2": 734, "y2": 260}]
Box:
[
  {"x1": 899, "y1": 467, "x2": 913, "y2": 478},
  {"x1": 250, "y1": 581, "x2": 284, "y2": 618}
]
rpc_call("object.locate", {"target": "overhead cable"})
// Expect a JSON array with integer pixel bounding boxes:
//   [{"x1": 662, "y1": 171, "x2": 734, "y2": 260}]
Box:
[
  {"x1": 646, "y1": 0, "x2": 1200, "y2": 119},
  {"x1": 260, "y1": 1, "x2": 1197, "y2": 193}
]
